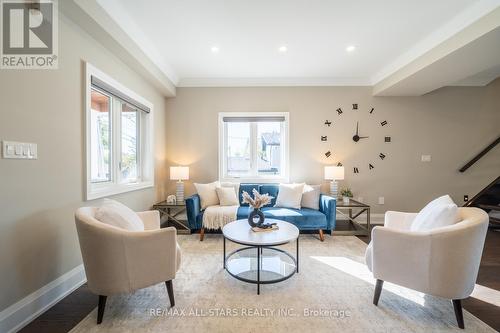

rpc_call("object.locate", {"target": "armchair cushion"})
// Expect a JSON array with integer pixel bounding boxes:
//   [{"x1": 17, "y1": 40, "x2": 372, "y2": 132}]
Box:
[
  {"x1": 95, "y1": 198, "x2": 144, "y2": 231},
  {"x1": 410, "y1": 195, "x2": 458, "y2": 231}
]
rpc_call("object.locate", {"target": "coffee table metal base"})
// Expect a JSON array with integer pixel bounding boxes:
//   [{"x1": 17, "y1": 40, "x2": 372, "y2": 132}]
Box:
[{"x1": 223, "y1": 237, "x2": 299, "y2": 294}]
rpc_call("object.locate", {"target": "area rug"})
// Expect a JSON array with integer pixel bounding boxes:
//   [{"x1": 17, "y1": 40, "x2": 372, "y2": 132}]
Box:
[{"x1": 70, "y1": 234, "x2": 494, "y2": 333}]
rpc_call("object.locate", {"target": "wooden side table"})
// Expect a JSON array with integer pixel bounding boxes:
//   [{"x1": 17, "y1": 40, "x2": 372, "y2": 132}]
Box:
[
  {"x1": 333, "y1": 198, "x2": 371, "y2": 240},
  {"x1": 152, "y1": 201, "x2": 190, "y2": 234}
]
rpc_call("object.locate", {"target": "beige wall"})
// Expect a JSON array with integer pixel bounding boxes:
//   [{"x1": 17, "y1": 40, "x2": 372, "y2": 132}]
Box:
[
  {"x1": 165, "y1": 81, "x2": 500, "y2": 213},
  {"x1": 0, "y1": 16, "x2": 167, "y2": 310}
]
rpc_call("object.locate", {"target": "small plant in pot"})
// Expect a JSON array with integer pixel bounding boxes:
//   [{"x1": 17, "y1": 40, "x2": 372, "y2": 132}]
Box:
[
  {"x1": 340, "y1": 187, "x2": 353, "y2": 204},
  {"x1": 241, "y1": 189, "x2": 274, "y2": 228}
]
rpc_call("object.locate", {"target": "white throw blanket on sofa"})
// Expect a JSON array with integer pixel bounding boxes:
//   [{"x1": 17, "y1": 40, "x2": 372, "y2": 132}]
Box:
[{"x1": 202, "y1": 205, "x2": 239, "y2": 230}]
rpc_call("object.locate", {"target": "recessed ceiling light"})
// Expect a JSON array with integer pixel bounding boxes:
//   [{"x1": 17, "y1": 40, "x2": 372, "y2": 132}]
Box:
[
  {"x1": 279, "y1": 46, "x2": 288, "y2": 53},
  {"x1": 211, "y1": 46, "x2": 219, "y2": 53},
  {"x1": 346, "y1": 45, "x2": 356, "y2": 52}
]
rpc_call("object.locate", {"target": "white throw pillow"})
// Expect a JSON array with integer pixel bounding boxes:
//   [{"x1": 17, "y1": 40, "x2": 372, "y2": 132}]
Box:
[
  {"x1": 95, "y1": 198, "x2": 144, "y2": 231},
  {"x1": 301, "y1": 184, "x2": 321, "y2": 210},
  {"x1": 194, "y1": 181, "x2": 220, "y2": 210},
  {"x1": 216, "y1": 187, "x2": 239, "y2": 206},
  {"x1": 274, "y1": 183, "x2": 305, "y2": 209},
  {"x1": 220, "y1": 182, "x2": 240, "y2": 198},
  {"x1": 410, "y1": 195, "x2": 459, "y2": 231}
]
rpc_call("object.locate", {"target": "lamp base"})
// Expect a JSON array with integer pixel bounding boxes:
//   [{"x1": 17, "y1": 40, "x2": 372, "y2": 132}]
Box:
[
  {"x1": 176, "y1": 181, "x2": 184, "y2": 203},
  {"x1": 330, "y1": 181, "x2": 339, "y2": 198}
]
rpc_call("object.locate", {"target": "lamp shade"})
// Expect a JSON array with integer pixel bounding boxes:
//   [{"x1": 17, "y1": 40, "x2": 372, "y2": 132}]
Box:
[
  {"x1": 324, "y1": 166, "x2": 344, "y2": 180},
  {"x1": 170, "y1": 166, "x2": 189, "y2": 181}
]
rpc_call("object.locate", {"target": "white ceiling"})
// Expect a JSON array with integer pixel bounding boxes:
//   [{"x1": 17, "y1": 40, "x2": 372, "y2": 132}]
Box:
[{"x1": 95, "y1": 0, "x2": 500, "y2": 88}]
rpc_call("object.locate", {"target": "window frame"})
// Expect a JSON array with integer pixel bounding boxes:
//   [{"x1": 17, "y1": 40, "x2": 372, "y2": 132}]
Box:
[
  {"x1": 218, "y1": 112, "x2": 290, "y2": 183},
  {"x1": 85, "y1": 62, "x2": 154, "y2": 200}
]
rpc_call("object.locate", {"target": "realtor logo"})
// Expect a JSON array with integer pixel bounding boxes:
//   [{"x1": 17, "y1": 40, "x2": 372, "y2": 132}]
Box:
[{"x1": 1, "y1": 0, "x2": 58, "y2": 69}]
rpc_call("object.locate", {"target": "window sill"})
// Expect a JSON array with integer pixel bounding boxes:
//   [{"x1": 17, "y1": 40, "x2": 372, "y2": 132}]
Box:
[
  {"x1": 220, "y1": 176, "x2": 289, "y2": 184},
  {"x1": 86, "y1": 181, "x2": 154, "y2": 201}
]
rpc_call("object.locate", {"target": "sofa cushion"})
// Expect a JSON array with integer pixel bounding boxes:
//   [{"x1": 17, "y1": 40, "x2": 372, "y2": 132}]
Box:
[
  {"x1": 239, "y1": 184, "x2": 260, "y2": 206},
  {"x1": 259, "y1": 184, "x2": 279, "y2": 207},
  {"x1": 236, "y1": 206, "x2": 327, "y2": 229},
  {"x1": 264, "y1": 207, "x2": 327, "y2": 228}
]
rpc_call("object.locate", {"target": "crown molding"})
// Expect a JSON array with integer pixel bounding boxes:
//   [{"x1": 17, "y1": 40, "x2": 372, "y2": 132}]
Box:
[
  {"x1": 371, "y1": 0, "x2": 500, "y2": 85},
  {"x1": 178, "y1": 77, "x2": 371, "y2": 88},
  {"x1": 373, "y1": 7, "x2": 500, "y2": 96},
  {"x1": 95, "y1": 0, "x2": 179, "y2": 85},
  {"x1": 61, "y1": 0, "x2": 177, "y2": 97}
]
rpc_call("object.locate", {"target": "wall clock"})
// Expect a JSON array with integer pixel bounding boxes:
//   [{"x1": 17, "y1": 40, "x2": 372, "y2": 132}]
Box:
[{"x1": 323, "y1": 104, "x2": 391, "y2": 174}]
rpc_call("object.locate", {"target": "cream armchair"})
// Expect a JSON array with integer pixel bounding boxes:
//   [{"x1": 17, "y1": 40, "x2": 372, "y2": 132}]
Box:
[
  {"x1": 365, "y1": 207, "x2": 488, "y2": 329},
  {"x1": 75, "y1": 207, "x2": 181, "y2": 324}
]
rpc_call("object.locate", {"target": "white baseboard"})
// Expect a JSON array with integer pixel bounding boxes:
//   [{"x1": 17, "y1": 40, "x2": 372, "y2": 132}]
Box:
[{"x1": 0, "y1": 264, "x2": 87, "y2": 333}]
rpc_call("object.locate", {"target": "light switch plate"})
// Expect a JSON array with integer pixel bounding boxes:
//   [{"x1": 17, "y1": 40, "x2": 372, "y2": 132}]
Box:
[
  {"x1": 378, "y1": 197, "x2": 385, "y2": 205},
  {"x1": 421, "y1": 155, "x2": 431, "y2": 162},
  {"x1": 2, "y1": 141, "x2": 37, "y2": 159}
]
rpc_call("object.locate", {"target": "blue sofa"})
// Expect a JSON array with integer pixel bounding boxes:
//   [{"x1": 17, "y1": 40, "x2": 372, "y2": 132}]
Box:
[{"x1": 186, "y1": 183, "x2": 336, "y2": 241}]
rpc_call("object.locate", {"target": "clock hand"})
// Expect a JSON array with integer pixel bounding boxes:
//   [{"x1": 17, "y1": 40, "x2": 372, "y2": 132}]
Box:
[
  {"x1": 356, "y1": 121, "x2": 359, "y2": 135},
  {"x1": 359, "y1": 136, "x2": 369, "y2": 139}
]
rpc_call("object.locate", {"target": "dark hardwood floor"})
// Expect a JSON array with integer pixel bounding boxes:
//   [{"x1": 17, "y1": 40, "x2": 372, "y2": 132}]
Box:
[
  {"x1": 20, "y1": 230, "x2": 500, "y2": 332},
  {"x1": 462, "y1": 230, "x2": 500, "y2": 330}
]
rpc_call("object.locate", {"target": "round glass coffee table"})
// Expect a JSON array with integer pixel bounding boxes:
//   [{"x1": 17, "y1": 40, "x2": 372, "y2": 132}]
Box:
[{"x1": 222, "y1": 219, "x2": 299, "y2": 294}]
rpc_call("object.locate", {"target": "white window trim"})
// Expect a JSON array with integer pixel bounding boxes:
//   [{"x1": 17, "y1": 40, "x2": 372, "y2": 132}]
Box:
[
  {"x1": 85, "y1": 62, "x2": 154, "y2": 201},
  {"x1": 218, "y1": 112, "x2": 290, "y2": 183}
]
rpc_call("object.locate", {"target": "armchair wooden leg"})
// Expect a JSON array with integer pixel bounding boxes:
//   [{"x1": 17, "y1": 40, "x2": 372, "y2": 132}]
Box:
[
  {"x1": 200, "y1": 228, "x2": 205, "y2": 241},
  {"x1": 373, "y1": 279, "x2": 384, "y2": 305},
  {"x1": 318, "y1": 229, "x2": 325, "y2": 242},
  {"x1": 165, "y1": 280, "x2": 175, "y2": 307},
  {"x1": 452, "y1": 299, "x2": 465, "y2": 329},
  {"x1": 97, "y1": 295, "x2": 107, "y2": 324}
]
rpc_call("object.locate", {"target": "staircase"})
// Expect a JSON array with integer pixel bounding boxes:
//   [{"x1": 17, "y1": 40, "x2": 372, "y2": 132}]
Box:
[
  {"x1": 464, "y1": 176, "x2": 500, "y2": 228},
  {"x1": 459, "y1": 135, "x2": 500, "y2": 228}
]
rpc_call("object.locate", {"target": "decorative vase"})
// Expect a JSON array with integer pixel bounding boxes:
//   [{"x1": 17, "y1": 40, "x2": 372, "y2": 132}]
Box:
[
  {"x1": 343, "y1": 196, "x2": 350, "y2": 204},
  {"x1": 248, "y1": 208, "x2": 265, "y2": 227}
]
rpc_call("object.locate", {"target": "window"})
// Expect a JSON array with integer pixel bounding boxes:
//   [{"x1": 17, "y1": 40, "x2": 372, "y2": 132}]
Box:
[
  {"x1": 219, "y1": 112, "x2": 289, "y2": 182},
  {"x1": 86, "y1": 63, "x2": 154, "y2": 200}
]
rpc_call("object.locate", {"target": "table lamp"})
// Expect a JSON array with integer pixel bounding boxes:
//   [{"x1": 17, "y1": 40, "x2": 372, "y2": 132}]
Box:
[
  {"x1": 170, "y1": 166, "x2": 189, "y2": 203},
  {"x1": 324, "y1": 166, "x2": 344, "y2": 197}
]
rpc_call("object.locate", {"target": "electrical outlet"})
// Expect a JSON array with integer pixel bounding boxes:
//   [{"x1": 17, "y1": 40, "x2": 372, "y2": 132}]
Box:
[
  {"x1": 378, "y1": 197, "x2": 384, "y2": 205},
  {"x1": 464, "y1": 195, "x2": 469, "y2": 202},
  {"x1": 421, "y1": 155, "x2": 431, "y2": 162}
]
